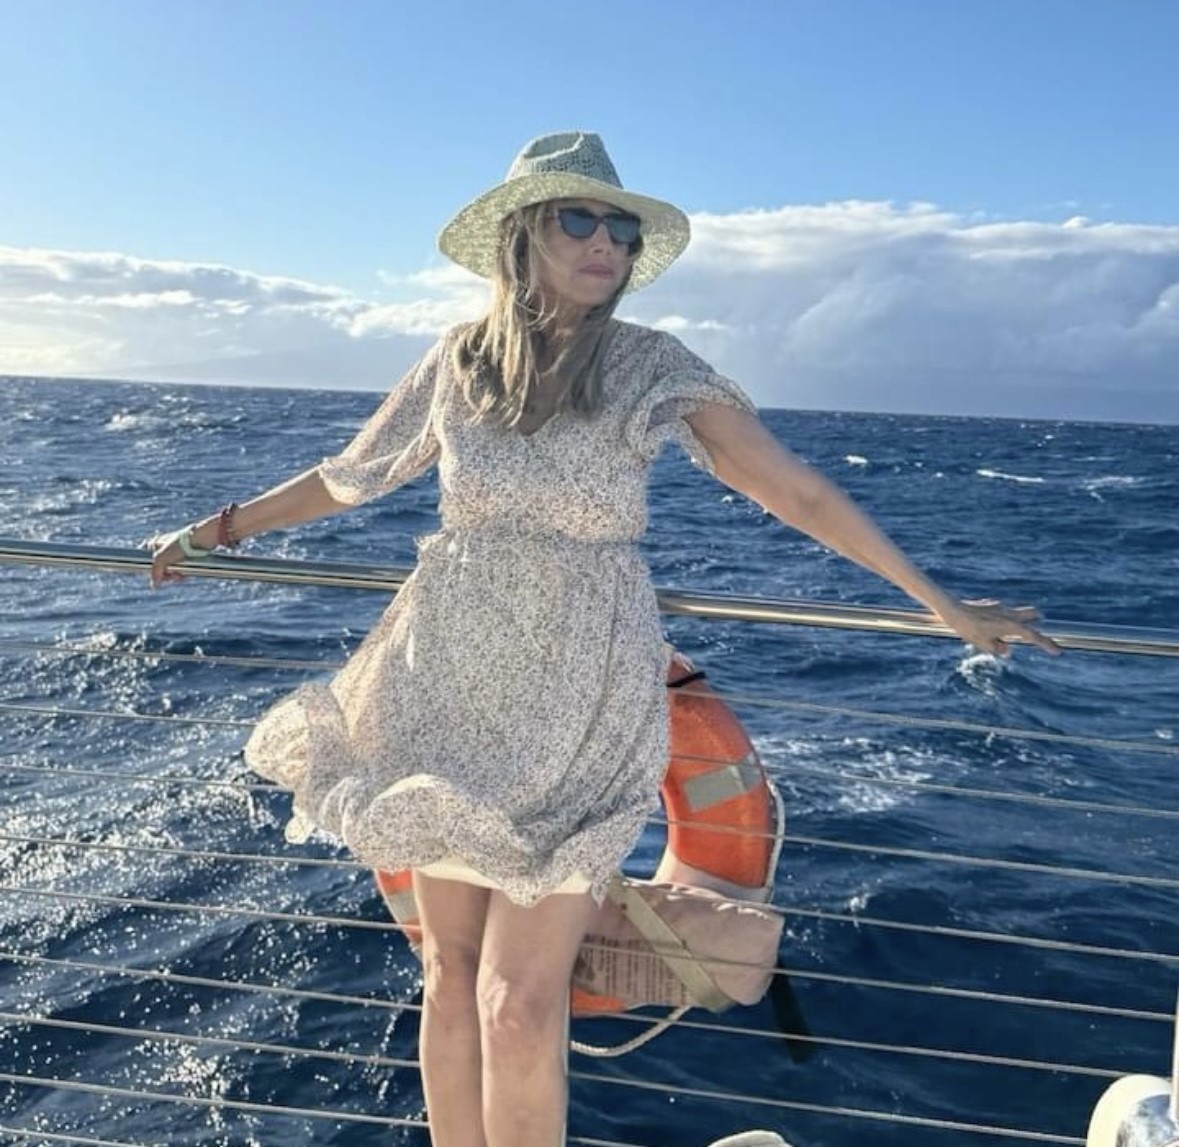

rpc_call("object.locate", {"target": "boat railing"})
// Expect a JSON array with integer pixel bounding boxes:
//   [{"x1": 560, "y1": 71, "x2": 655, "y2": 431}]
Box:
[
  {"x1": 2, "y1": 538, "x2": 1177, "y2": 1147},
  {"x1": 3, "y1": 537, "x2": 1177, "y2": 655}
]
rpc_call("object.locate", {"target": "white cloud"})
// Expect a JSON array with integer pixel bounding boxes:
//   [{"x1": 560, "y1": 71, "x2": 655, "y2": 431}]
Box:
[
  {"x1": 622, "y1": 206, "x2": 1179, "y2": 420},
  {"x1": 2, "y1": 204, "x2": 1177, "y2": 421}
]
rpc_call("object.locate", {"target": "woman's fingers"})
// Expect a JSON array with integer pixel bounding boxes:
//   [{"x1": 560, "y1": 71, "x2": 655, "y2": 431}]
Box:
[
  {"x1": 988, "y1": 607, "x2": 1060, "y2": 656},
  {"x1": 951, "y1": 600, "x2": 1061, "y2": 656},
  {"x1": 1014, "y1": 623, "x2": 1062, "y2": 656}
]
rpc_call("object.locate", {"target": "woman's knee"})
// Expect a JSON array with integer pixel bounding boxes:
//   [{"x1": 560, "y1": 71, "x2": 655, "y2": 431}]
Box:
[
  {"x1": 421, "y1": 938, "x2": 481, "y2": 1015},
  {"x1": 477, "y1": 969, "x2": 568, "y2": 1063}
]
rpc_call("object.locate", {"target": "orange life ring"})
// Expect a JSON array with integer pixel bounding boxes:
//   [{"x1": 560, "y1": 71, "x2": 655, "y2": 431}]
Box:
[
  {"x1": 656, "y1": 650, "x2": 778, "y2": 895},
  {"x1": 374, "y1": 649, "x2": 779, "y2": 1017}
]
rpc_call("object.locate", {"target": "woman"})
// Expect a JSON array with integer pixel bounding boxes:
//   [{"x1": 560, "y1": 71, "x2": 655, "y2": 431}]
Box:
[{"x1": 150, "y1": 131, "x2": 1057, "y2": 1147}]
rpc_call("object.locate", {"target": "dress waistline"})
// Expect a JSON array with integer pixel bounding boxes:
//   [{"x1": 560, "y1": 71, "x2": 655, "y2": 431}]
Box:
[{"x1": 416, "y1": 524, "x2": 643, "y2": 572}]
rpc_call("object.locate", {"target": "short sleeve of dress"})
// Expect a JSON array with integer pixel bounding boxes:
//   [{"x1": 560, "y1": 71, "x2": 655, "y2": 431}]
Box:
[
  {"x1": 623, "y1": 330, "x2": 758, "y2": 475},
  {"x1": 317, "y1": 335, "x2": 448, "y2": 506}
]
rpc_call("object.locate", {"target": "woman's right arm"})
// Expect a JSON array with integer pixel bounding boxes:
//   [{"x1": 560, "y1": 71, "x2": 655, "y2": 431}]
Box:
[
  {"x1": 149, "y1": 466, "x2": 349, "y2": 588},
  {"x1": 151, "y1": 335, "x2": 451, "y2": 589}
]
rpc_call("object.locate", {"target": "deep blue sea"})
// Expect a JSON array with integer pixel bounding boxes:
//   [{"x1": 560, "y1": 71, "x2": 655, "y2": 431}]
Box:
[{"x1": 1, "y1": 376, "x2": 1177, "y2": 1147}]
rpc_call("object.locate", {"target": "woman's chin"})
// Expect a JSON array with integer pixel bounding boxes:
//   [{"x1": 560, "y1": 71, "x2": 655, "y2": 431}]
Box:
[{"x1": 568, "y1": 281, "x2": 620, "y2": 309}]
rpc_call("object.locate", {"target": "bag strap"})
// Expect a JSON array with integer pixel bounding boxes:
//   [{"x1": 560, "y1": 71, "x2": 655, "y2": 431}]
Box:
[{"x1": 606, "y1": 882, "x2": 731, "y2": 1012}]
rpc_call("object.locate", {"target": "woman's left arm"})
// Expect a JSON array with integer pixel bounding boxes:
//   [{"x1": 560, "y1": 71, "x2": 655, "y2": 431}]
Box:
[{"x1": 686, "y1": 404, "x2": 1059, "y2": 657}]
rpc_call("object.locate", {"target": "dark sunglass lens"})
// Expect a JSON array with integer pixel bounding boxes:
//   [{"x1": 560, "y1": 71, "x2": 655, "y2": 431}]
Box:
[
  {"x1": 557, "y1": 208, "x2": 599, "y2": 239},
  {"x1": 605, "y1": 214, "x2": 641, "y2": 245},
  {"x1": 556, "y1": 207, "x2": 642, "y2": 246}
]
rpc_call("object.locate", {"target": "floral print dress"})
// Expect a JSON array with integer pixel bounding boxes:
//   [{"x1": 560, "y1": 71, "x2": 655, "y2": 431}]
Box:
[{"x1": 243, "y1": 320, "x2": 756, "y2": 905}]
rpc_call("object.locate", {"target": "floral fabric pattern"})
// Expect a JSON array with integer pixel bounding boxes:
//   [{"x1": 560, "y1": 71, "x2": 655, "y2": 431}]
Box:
[{"x1": 243, "y1": 320, "x2": 756, "y2": 905}]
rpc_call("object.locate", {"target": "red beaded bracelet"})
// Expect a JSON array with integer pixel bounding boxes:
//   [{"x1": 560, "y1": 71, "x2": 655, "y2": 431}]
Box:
[{"x1": 216, "y1": 503, "x2": 241, "y2": 549}]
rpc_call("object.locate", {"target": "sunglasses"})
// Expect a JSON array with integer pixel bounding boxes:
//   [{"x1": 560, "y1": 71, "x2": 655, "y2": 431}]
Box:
[{"x1": 552, "y1": 206, "x2": 643, "y2": 250}]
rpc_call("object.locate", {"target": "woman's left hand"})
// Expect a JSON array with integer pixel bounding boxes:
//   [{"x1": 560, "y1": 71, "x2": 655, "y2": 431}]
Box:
[{"x1": 935, "y1": 598, "x2": 1061, "y2": 657}]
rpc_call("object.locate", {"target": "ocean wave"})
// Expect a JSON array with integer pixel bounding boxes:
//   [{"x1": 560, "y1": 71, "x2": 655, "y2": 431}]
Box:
[
  {"x1": 976, "y1": 467, "x2": 1046, "y2": 484},
  {"x1": 105, "y1": 411, "x2": 169, "y2": 433},
  {"x1": 26, "y1": 477, "x2": 119, "y2": 515},
  {"x1": 954, "y1": 649, "x2": 1009, "y2": 696},
  {"x1": 1081, "y1": 474, "x2": 1142, "y2": 494},
  {"x1": 755, "y1": 732, "x2": 939, "y2": 816}
]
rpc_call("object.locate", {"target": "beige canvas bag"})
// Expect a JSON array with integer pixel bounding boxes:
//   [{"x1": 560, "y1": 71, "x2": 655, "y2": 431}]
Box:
[{"x1": 573, "y1": 877, "x2": 784, "y2": 1012}]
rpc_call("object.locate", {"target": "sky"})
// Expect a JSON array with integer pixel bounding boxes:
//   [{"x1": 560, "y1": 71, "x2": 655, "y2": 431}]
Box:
[{"x1": 2, "y1": 0, "x2": 1178, "y2": 422}]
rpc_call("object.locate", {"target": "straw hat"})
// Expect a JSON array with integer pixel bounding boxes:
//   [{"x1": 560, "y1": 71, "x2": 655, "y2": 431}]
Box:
[{"x1": 438, "y1": 131, "x2": 690, "y2": 292}]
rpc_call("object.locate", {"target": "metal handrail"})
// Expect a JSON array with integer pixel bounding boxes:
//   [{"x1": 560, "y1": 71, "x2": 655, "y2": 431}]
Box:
[{"x1": 2, "y1": 537, "x2": 1176, "y2": 656}]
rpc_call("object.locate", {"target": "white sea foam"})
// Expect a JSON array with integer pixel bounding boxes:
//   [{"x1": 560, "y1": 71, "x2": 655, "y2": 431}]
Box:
[
  {"x1": 754, "y1": 731, "x2": 939, "y2": 817},
  {"x1": 27, "y1": 477, "x2": 117, "y2": 514},
  {"x1": 105, "y1": 411, "x2": 167, "y2": 433},
  {"x1": 976, "y1": 468, "x2": 1045, "y2": 484},
  {"x1": 847, "y1": 888, "x2": 874, "y2": 913},
  {"x1": 955, "y1": 649, "x2": 1006, "y2": 694},
  {"x1": 1081, "y1": 475, "x2": 1141, "y2": 492},
  {"x1": 1085, "y1": 475, "x2": 1139, "y2": 487}
]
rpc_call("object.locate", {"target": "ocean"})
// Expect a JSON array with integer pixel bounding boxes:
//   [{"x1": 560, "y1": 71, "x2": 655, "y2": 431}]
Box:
[{"x1": 1, "y1": 375, "x2": 1177, "y2": 1147}]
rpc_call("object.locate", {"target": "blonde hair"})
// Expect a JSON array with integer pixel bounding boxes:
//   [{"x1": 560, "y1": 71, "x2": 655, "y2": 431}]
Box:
[{"x1": 451, "y1": 202, "x2": 630, "y2": 427}]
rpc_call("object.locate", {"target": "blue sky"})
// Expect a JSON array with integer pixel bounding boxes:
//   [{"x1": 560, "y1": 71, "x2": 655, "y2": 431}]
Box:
[{"x1": 3, "y1": 0, "x2": 1178, "y2": 421}]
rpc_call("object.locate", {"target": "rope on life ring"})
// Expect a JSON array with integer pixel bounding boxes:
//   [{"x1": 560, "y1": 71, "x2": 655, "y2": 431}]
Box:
[{"x1": 374, "y1": 648, "x2": 783, "y2": 1041}]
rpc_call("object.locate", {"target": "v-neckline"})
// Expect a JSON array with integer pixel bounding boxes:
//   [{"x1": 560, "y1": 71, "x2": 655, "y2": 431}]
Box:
[{"x1": 511, "y1": 319, "x2": 622, "y2": 441}]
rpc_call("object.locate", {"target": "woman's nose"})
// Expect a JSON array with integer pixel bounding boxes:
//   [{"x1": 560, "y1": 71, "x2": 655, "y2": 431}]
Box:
[{"x1": 586, "y1": 220, "x2": 613, "y2": 251}]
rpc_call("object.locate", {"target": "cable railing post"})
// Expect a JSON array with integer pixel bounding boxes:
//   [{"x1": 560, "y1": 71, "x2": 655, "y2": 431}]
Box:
[{"x1": 1172, "y1": 985, "x2": 1178, "y2": 1126}]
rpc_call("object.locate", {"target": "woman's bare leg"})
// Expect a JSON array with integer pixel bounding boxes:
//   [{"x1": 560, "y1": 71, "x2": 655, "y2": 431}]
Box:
[
  {"x1": 413, "y1": 872, "x2": 492, "y2": 1147},
  {"x1": 477, "y1": 890, "x2": 597, "y2": 1147}
]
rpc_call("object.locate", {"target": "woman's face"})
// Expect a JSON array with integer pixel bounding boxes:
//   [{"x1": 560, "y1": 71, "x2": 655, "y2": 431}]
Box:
[{"x1": 533, "y1": 197, "x2": 639, "y2": 316}]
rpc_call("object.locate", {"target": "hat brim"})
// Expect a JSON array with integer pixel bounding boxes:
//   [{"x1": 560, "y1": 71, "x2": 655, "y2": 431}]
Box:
[{"x1": 437, "y1": 173, "x2": 690, "y2": 293}]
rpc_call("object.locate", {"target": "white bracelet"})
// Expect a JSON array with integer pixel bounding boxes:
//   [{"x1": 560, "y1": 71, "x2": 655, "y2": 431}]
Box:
[{"x1": 176, "y1": 526, "x2": 213, "y2": 559}]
